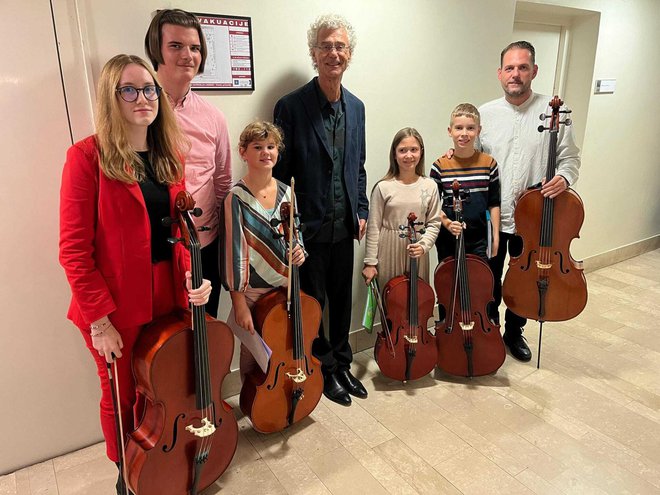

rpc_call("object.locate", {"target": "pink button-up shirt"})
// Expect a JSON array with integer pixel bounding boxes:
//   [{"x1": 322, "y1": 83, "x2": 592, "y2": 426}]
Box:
[{"x1": 172, "y1": 90, "x2": 232, "y2": 247}]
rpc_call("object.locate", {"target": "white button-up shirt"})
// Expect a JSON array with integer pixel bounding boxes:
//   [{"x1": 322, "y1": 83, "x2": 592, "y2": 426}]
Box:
[{"x1": 478, "y1": 93, "x2": 580, "y2": 234}]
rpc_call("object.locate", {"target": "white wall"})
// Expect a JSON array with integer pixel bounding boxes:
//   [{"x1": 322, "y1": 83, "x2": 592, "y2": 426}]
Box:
[{"x1": 1, "y1": 0, "x2": 659, "y2": 473}]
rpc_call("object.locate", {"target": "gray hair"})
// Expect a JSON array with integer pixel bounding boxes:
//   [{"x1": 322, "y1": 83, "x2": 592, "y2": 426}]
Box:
[{"x1": 307, "y1": 14, "x2": 356, "y2": 70}]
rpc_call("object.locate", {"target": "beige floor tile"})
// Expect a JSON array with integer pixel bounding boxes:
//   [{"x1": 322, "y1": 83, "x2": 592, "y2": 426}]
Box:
[
  {"x1": 306, "y1": 446, "x2": 389, "y2": 495},
  {"x1": 25, "y1": 461, "x2": 57, "y2": 495},
  {"x1": 12, "y1": 470, "x2": 29, "y2": 495},
  {"x1": 279, "y1": 417, "x2": 342, "y2": 461},
  {"x1": 52, "y1": 443, "x2": 106, "y2": 473},
  {"x1": 55, "y1": 456, "x2": 116, "y2": 495},
  {"x1": 374, "y1": 437, "x2": 462, "y2": 495},
  {"x1": 434, "y1": 446, "x2": 532, "y2": 494},
  {"x1": 210, "y1": 458, "x2": 287, "y2": 495},
  {"x1": 579, "y1": 429, "x2": 660, "y2": 490},
  {"x1": 514, "y1": 468, "x2": 567, "y2": 495},
  {"x1": 322, "y1": 396, "x2": 394, "y2": 448},
  {"x1": 308, "y1": 402, "x2": 417, "y2": 495},
  {"x1": 0, "y1": 473, "x2": 16, "y2": 495}
]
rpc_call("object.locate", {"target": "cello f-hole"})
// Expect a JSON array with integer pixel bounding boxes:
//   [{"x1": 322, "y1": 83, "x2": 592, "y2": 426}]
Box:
[
  {"x1": 265, "y1": 362, "x2": 285, "y2": 390},
  {"x1": 162, "y1": 413, "x2": 186, "y2": 453}
]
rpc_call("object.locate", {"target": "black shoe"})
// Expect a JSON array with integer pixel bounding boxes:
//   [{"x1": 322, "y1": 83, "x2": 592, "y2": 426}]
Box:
[
  {"x1": 115, "y1": 463, "x2": 132, "y2": 495},
  {"x1": 503, "y1": 330, "x2": 532, "y2": 362},
  {"x1": 323, "y1": 373, "x2": 351, "y2": 406},
  {"x1": 336, "y1": 369, "x2": 368, "y2": 398}
]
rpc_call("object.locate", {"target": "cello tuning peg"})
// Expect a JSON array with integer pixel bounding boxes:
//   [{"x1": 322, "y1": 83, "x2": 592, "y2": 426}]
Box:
[
  {"x1": 398, "y1": 225, "x2": 406, "y2": 230},
  {"x1": 560, "y1": 109, "x2": 572, "y2": 114},
  {"x1": 192, "y1": 207, "x2": 203, "y2": 217},
  {"x1": 398, "y1": 233, "x2": 407, "y2": 238},
  {"x1": 197, "y1": 226, "x2": 211, "y2": 232},
  {"x1": 167, "y1": 236, "x2": 183, "y2": 244},
  {"x1": 270, "y1": 218, "x2": 281, "y2": 228},
  {"x1": 538, "y1": 125, "x2": 547, "y2": 132},
  {"x1": 419, "y1": 228, "x2": 426, "y2": 235},
  {"x1": 563, "y1": 118, "x2": 572, "y2": 126},
  {"x1": 272, "y1": 233, "x2": 285, "y2": 239},
  {"x1": 539, "y1": 113, "x2": 547, "y2": 120},
  {"x1": 161, "y1": 216, "x2": 178, "y2": 227}
]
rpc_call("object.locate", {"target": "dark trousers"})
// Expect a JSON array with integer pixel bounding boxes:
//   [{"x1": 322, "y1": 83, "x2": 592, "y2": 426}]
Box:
[
  {"x1": 436, "y1": 229, "x2": 488, "y2": 262},
  {"x1": 299, "y1": 237, "x2": 354, "y2": 375},
  {"x1": 435, "y1": 234, "x2": 492, "y2": 321},
  {"x1": 201, "y1": 236, "x2": 221, "y2": 318},
  {"x1": 488, "y1": 231, "x2": 527, "y2": 336}
]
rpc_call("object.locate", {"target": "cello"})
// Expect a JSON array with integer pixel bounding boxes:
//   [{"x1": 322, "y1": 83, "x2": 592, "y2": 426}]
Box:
[
  {"x1": 502, "y1": 96, "x2": 587, "y2": 366},
  {"x1": 434, "y1": 180, "x2": 505, "y2": 377},
  {"x1": 124, "y1": 191, "x2": 238, "y2": 495},
  {"x1": 374, "y1": 212, "x2": 437, "y2": 382},
  {"x1": 240, "y1": 180, "x2": 323, "y2": 433}
]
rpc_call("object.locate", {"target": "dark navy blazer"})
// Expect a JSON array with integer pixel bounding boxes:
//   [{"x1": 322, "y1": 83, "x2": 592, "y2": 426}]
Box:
[{"x1": 273, "y1": 78, "x2": 368, "y2": 240}]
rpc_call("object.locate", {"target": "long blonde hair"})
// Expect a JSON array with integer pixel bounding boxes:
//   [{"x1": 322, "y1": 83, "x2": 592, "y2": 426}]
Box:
[{"x1": 95, "y1": 54, "x2": 186, "y2": 184}]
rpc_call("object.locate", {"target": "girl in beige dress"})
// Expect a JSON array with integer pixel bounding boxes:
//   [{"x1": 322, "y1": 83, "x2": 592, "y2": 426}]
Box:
[{"x1": 362, "y1": 128, "x2": 442, "y2": 290}]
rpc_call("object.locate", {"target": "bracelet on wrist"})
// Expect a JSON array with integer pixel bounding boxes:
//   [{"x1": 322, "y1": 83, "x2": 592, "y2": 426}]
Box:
[{"x1": 90, "y1": 320, "x2": 110, "y2": 336}]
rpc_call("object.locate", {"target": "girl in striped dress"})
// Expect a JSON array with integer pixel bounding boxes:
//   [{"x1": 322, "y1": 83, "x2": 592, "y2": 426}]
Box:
[{"x1": 223, "y1": 121, "x2": 305, "y2": 380}]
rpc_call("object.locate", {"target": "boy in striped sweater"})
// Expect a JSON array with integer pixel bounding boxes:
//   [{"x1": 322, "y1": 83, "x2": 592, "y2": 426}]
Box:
[{"x1": 431, "y1": 103, "x2": 501, "y2": 262}]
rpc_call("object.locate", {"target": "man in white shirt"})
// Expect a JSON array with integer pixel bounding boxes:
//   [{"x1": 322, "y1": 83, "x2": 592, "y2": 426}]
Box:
[{"x1": 479, "y1": 41, "x2": 580, "y2": 361}]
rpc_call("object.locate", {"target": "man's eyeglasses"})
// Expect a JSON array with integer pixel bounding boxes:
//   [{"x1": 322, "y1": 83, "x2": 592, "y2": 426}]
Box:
[
  {"x1": 115, "y1": 85, "x2": 161, "y2": 102},
  {"x1": 314, "y1": 43, "x2": 349, "y2": 53}
]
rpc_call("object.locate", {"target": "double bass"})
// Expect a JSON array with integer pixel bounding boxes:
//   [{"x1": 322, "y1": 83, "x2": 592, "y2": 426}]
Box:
[
  {"x1": 374, "y1": 212, "x2": 437, "y2": 382},
  {"x1": 503, "y1": 96, "x2": 587, "y2": 365},
  {"x1": 240, "y1": 180, "x2": 323, "y2": 433},
  {"x1": 124, "y1": 191, "x2": 238, "y2": 495},
  {"x1": 434, "y1": 180, "x2": 505, "y2": 377}
]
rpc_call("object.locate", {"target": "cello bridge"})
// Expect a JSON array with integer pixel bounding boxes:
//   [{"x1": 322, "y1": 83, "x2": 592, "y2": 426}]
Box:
[
  {"x1": 185, "y1": 417, "x2": 216, "y2": 438},
  {"x1": 459, "y1": 322, "x2": 474, "y2": 331},
  {"x1": 403, "y1": 335, "x2": 418, "y2": 344},
  {"x1": 286, "y1": 368, "x2": 307, "y2": 383},
  {"x1": 536, "y1": 261, "x2": 552, "y2": 270}
]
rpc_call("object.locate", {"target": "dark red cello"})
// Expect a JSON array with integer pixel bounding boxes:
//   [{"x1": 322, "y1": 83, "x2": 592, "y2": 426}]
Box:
[
  {"x1": 240, "y1": 180, "x2": 323, "y2": 433},
  {"x1": 375, "y1": 212, "x2": 437, "y2": 382},
  {"x1": 434, "y1": 180, "x2": 505, "y2": 377},
  {"x1": 503, "y1": 96, "x2": 587, "y2": 366},
  {"x1": 124, "y1": 191, "x2": 238, "y2": 495}
]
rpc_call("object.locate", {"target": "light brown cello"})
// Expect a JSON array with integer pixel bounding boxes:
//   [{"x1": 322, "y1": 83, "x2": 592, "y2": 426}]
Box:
[
  {"x1": 240, "y1": 179, "x2": 323, "y2": 433},
  {"x1": 374, "y1": 212, "x2": 437, "y2": 382},
  {"x1": 503, "y1": 96, "x2": 587, "y2": 366},
  {"x1": 124, "y1": 191, "x2": 238, "y2": 495},
  {"x1": 434, "y1": 180, "x2": 505, "y2": 377}
]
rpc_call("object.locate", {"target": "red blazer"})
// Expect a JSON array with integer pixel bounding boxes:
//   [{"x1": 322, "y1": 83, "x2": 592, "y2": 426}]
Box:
[{"x1": 59, "y1": 135, "x2": 189, "y2": 330}]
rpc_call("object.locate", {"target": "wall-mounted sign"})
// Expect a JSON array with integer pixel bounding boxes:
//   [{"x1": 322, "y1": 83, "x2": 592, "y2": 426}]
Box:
[{"x1": 192, "y1": 14, "x2": 254, "y2": 90}]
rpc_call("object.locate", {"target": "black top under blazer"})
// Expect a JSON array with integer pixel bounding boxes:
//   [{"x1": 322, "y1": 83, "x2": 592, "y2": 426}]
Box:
[{"x1": 273, "y1": 78, "x2": 369, "y2": 240}]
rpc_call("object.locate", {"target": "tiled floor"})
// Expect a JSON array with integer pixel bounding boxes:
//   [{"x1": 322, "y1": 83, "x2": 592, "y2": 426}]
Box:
[{"x1": 2, "y1": 250, "x2": 660, "y2": 494}]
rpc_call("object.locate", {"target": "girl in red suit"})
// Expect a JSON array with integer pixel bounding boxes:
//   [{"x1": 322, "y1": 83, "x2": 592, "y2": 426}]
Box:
[{"x1": 59, "y1": 54, "x2": 211, "y2": 490}]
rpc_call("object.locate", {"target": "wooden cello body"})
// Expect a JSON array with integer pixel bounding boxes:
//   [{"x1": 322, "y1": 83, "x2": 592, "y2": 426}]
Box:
[
  {"x1": 240, "y1": 189, "x2": 323, "y2": 433},
  {"x1": 374, "y1": 213, "x2": 437, "y2": 382},
  {"x1": 503, "y1": 96, "x2": 587, "y2": 322},
  {"x1": 124, "y1": 192, "x2": 238, "y2": 495},
  {"x1": 434, "y1": 181, "x2": 505, "y2": 377}
]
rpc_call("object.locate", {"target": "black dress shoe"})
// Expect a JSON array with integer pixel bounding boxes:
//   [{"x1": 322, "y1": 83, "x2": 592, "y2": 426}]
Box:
[
  {"x1": 115, "y1": 463, "x2": 133, "y2": 495},
  {"x1": 503, "y1": 330, "x2": 532, "y2": 362},
  {"x1": 323, "y1": 373, "x2": 351, "y2": 406},
  {"x1": 336, "y1": 369, "x2": 368, "y2": 398}
]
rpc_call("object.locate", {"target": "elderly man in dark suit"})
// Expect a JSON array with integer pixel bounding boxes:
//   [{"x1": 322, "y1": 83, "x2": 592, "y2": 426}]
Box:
[{"x1": 274, "y1": 14, "x2": 368, "y2": 406}]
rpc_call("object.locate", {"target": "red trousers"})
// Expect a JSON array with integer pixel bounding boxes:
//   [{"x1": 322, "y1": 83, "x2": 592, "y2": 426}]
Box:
[{"x1": 79, "y1": 261, "x2": 177, "y2": 461}]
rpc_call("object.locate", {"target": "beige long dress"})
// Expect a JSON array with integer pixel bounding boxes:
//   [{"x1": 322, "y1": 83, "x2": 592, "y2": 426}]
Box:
[{"x1": 364, "y1": 176, "x2": 442, "y2": 289}]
